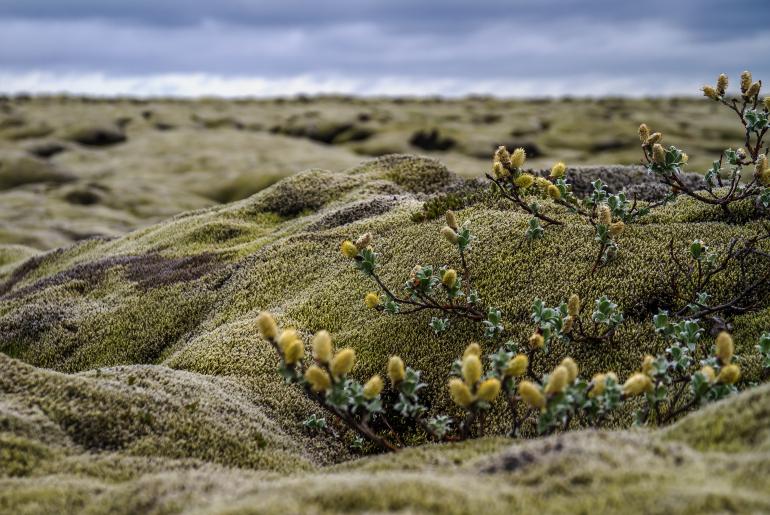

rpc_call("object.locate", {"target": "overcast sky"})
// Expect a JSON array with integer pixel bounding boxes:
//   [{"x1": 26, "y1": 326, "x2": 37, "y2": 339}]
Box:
[{"x1": 0, "y1": 0, "x2": 768, "y2": 97}]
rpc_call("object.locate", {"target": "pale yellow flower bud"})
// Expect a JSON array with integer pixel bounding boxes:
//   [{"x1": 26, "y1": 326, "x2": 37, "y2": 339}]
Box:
[
  {"x1": 716, "y1": 73, "x2": 728, "y2": 96},
  {"x1": 312, "y1": 330, "x2": 333, "y2": 364},
  {"x1": 641, "y1": 355, "x2": 655, "y2": 376},
  {"x1": 340, "y1": 240, "x2": 358, "y2": 259},
  {"x1": 715, "y1": 331, "x2": 734, "y2": 365},
  {"x1": 511, "y1": 147, "x2": 526, "y2": 169},
  {"x1": 331, "y1": 348, "x2": 355, "y2": 378},
  {"x1": 256, "y1": 312, "x2": 278, "y2": 340},
  {"x1": 505, "y1": 354, "x2": 529, "y2": 377},
  {"x1": 493, "y1": 161, "x2": 507, "y2": 179},
  {"x1": 567, "y1": 294, "x2": 581, "y2": 317},
  {"x1": 305, "y1": 365, "x2": 332, "y2": 392},
  {"x1": 609, "y1": 221, "x2": 625, "y2": 237},
  {"x1": 638, "y1": 123, "x2": 650, "y2": 143},
  {"x1": 278, "y1": 329, "x2": 300, "y2": 352},
  {"x1": 717, "y1": 364, "x2": 741, "y2": 385},
  {"x1": 598, "y1": 204, "x2": 612, "y2": 226},
  {"x1": 494, "y1": 145, "x2": 512, "y2": 168},
  {"x1": 545, "y1": 365, "x2": 569, "y2": 395},
  {"x1": 560, "y1": 357, "x2": 578, "y2": 383},
  {"x1": 363, "y1": 375, "x2": 384, "y2": 399},
  {"x1": 681, "y1": 153, "x2": 689, "y2": 164},
  {"x1": 563, "y1": 315, "x2": 574, "y2": 333},
  {"x1": 645, "y1": 132, "x2": 662, "y2": 146},
  {"x1": 283, "y1": 339, "x2": 305, "y2": 365},
  {"x1": 550, "y1": 161, "x2": 567, "y2": 179},
  {"x1": 740, "y1": 71, "x2": 752, "y2": 93},
  {"x1": 700, "y1": 366, "x2": 715, "y2": 383},
  {"x1": 514, "y1": 173, "x2": 535, "y2": 189},
  {"x1": 623, "y1": 373, "x2": 653, "y2": 396},
  {"x1": 529, "y1": 332, "x2": 544, "y2": 350},
  {"x1": 518, "y1": 380, "x2": 546, "y2": 410},
  {"x1": 652, "y1": 143, "x2": 666, "y2": 165},
  {"x1": 445, "y1": 210, "x2": 458, "y2": 230},
  {"x1": 755, "y1": 154, "x2": 768, "y2": 183},
  {"x1": 364, "y1": 292, "x2": 380, "y2": 309},
  {"x1": 463, "y1": 343, "x2": 482, "y2": 359},
  {"x1": 449, "y1": 378, "x2": 474, "y2": 407},
  {"x1": 442, "y1": 268, "x2": 458, "y2": 288},
  {"x1": 702, "y1": 85, "x2": 718, "y2": 100},
  {"x1": 589, "y1": 373, "x2": 607, "y2": 398},
  {"x1": 441, "y1": 226, "x2": 459, "y2": 244},
  {"x1": 355, "y1": 232, "x2": 372, "y2": 250},
  {"x1": 746, "y1": 81, "x2": 761, "y2": 99},
  {"x1": 461, "y1": 354, "x2": 482, "y2": 385},
  {"x1": 477, "y1": 378, "x2": 502, "y2": 402},
  {"x1": 547, "y1": 184, "x2": 561, "y2": 200},
  {"x1": 387, "y1": 356, "x2": 406, "y2": 385}
]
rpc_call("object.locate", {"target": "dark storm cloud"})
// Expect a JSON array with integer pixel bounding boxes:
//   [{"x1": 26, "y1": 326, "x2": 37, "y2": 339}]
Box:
[{"x1": 0, "y1": 0, "x2": 768, "y2": 96}]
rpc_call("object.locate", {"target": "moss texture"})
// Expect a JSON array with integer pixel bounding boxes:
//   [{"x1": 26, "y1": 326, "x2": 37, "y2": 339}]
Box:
[{"x1": 0, "y1": 154, "x2": 769, "y2": 513}]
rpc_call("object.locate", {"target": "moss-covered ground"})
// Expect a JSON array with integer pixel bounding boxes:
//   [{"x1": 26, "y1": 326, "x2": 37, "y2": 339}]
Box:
[{"x1": 1, "y1": 153, "x2": 769, "y2": 513}]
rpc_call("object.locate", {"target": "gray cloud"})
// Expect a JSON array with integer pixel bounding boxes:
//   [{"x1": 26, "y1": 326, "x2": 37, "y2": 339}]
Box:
[{"x1": 0, "y1": 0, "x2": 768, "y2": 96}]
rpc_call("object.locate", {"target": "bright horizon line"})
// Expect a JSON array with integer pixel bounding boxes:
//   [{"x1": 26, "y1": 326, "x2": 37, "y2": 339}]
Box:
[{"x1": 0, "y1": 71, "x2": 713, "y2": 100}]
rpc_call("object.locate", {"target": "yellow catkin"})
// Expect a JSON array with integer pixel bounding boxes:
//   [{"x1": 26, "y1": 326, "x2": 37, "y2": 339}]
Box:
[
  {"x1": 610, "y1": 221, "x2": 625, "y2": 237},
  {"x1": 755, "y1": 154, "x2": 768, "y2": 185},
  {"x1": 461, "y1": 355, "x2": 482, "y2": 385},
  {"x1": 741, "y1": 71, "x2": 752, "y2": 93},
  {"x1": 716, "y1": 73, "x2": 728, "y2": 95},
  {"x1": 560, "y1": 357, "x2": 578, "y2": 383},
  {"x1": 505, "y1": 354, "x2": 529, "y2": 377},
  {"x1": 598, "y1": 205, "x2": 612, "y2": 226},
  {"x1": 477, "y1": 378, "x2": 502, "y2": 402},
  {"x1": 652, "y1": 143, "x2": 666, "y2": 165},
  {"x1": 355, "y1": 232, "x2": 372, "y2": 249},
  {"x1": 445, "y1": 210, "x2": 458, "y2": 230},
  {"x1": 700, "y1": 366, "x2": 716, "y2": 383},
  {"x1": 441, "y1": 226, "x2": 459, "y2": 244},
  {"x1": 717, "y1": 364, "x2": 741, "y2": 384},
  {"x1": 283, "y1": 339, "x2": 305, "y2": 365},
  {"x1": 518, "y1": 381, "x2": 546, "y2": 410},
  {"x1": 305, "y1": 365, "x2": 331, "y2": 392},
  {"x1": 567, "y1": 294, "x2": 581, "y2": 317},
  {"x1": 746, "y1": 81, "x2": 761, "y2": 99},
  {"x1": 623, "y1": 373, "x2": 653, "y2": 396},
  {"x1": 563, "y1": 315, "x2": 574, "y2": 333},
  {"x1": 364, "y1": 292, "x2": 380, "y2": 309},
  {"x1": 312, "y1": 330, "x2": 333, "y2": 363},
  {"x1": 442, "y1": 269, "x2": 458, "y2": 288},
  {"x1": 645, "y1": 132, "x2": 662, "y2": 145},
  {"x1": 589, "y1": 373, "x2": 607, "y2": 397},
  {"x1": 493, "y1": 161, "x2": 507, "y2": 178},
  {"x1": 514, "y1": 173, "x2": 535, "y2": 189},
  {"x1": 463, "y1": 343, "x2": 482, "y2": 359},
  {"x1": 715, "y1": 331, "x2": 734, "y2": 365},
  {"x1": 363, "y1": 375, "x2": 384, "y2": 399},
  {"x1": 529, "y1": 332, "x2": 544, "y2": 350},
  {"x1": 550, "y1": 161, "x2": 567, "y2": 179},
  {"x1": 511, "y1": 147, "x2": 526, "y2": 169},
  {"x1": 638, "y1": 123, "x2": 650, "y2": 143},
  {"x1": 331, "y1": 348, "x2": 355, "y2": 378},
  {"x1": 642, "y1": 354, "x2": 655, "y2": 376},
  {"x1": 764, "y1": 96, "x2": 770, "y2": 111},
  {"x1": 256, "y1": 312, "x2": 278, "y2": 340},
  {"x1": 701, "y1": 85, "x2": 718, "y2": 100},
  {"x1": 547, "y1": 184, "x2": 561, "y2": 199},
  {"x1": 449, "y1": 378, "x2": 474, "y2": 407},
  {"x1": 494, "y1": 145, "x2": 512, "y2": 168},
  {"x1": 545, "y1": 365, "x2": 569, "y2": 395},
  {"x1": 681, "y1": 153, "x2": 689, "y2": 164},
  {"x1": 277, "y1": 329, "x2": 300, "y2": 352},
  {"x1": 387, "y1": 356, "x2": 406, "y2": 385},
  {"x1": 340, "y1": 240, "x2": 358, "y2": 259}
]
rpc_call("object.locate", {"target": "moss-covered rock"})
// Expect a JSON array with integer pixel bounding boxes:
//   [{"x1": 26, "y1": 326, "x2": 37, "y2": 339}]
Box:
[
  {"x1": 0, "y1": 152, "x2": 75, "y2": 190},
  {"x1": 0, "y1": 154, "x2": 769, "y2": 513}
]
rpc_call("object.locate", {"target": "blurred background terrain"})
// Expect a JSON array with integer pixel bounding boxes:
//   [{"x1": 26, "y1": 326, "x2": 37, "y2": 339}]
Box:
[{"x1": 0, "y1": 94, "x2": 739, "y2": 258}]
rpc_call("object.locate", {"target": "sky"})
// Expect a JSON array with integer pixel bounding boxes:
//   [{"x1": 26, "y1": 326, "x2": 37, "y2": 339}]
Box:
[{"x1": 0, "y1": 0, "x2": 769, "y2": 98}]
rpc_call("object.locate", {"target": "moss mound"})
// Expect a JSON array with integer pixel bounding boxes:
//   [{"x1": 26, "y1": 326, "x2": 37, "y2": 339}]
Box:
[{"x1": 0, "y1": 154, "x2": 769, "y2": 513}]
